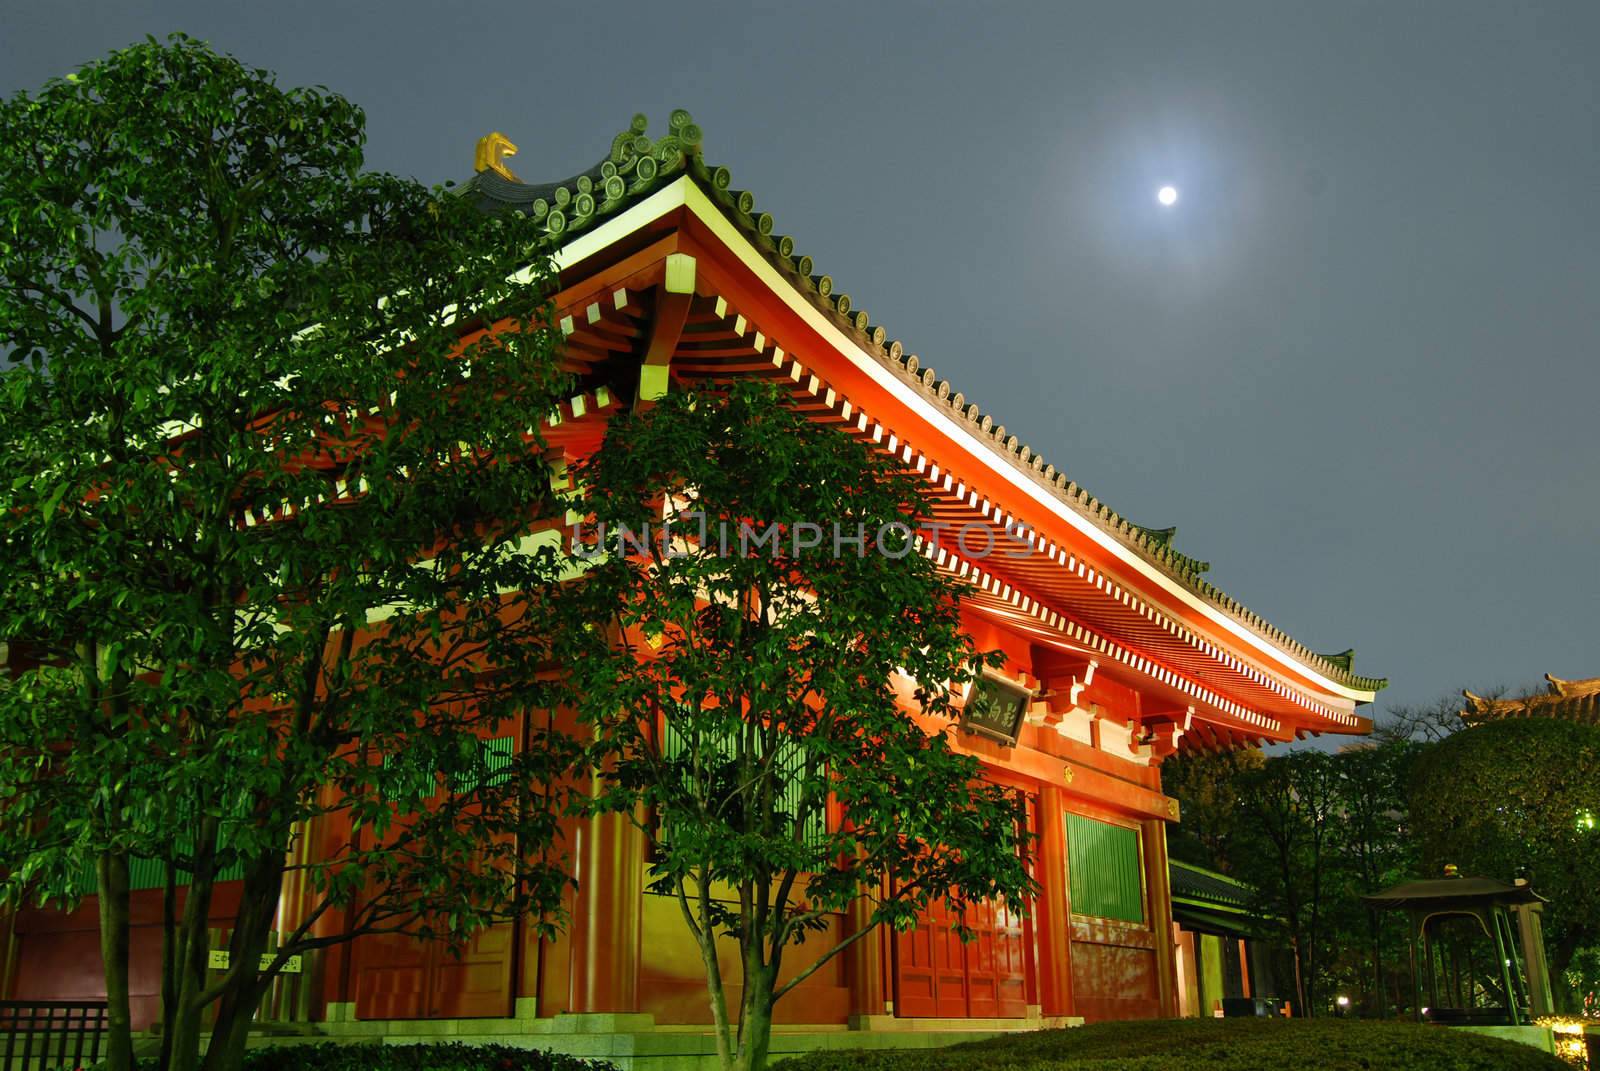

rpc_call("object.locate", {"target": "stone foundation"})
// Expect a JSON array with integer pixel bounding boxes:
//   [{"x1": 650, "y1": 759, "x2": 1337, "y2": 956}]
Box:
[{"x1": 255, "y1": 1008, "x2": 1085, "y2": 1070}]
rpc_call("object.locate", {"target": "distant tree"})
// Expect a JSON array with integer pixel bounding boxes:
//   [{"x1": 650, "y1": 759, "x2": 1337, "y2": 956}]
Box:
[
  {"x1": 1566, "y1": 947, "x2": 1600, "y2": 1018},
  {"x1": 1164, "y1": 744, "x2": 1417, "y2": 1017},
  {"x1": 545, "y1": 381, "x2": 1035, "y2": 1071},
  {"x1": 1373, "y1": 691, "x2": 1497, "y2": 745},
  {"x1": 1322, "y1": 743, "x2": 1418, "y2": 1016},
  {"x1": 1241, "y1": 751, "x2": 1341, "y2": 1016},
  {"x1": 1166, "y1": 705, "x2": 1600, "y2": 1018},
  {"x1": 1161, "y1": 747, "x2": 1265, "y2": 874},
  {"x1": 1409, "y1": 718, "x2": 1600, "y2": 1012},
  {"x1": 0, "y1": 36, "x2": 571, "y2": 1071}
]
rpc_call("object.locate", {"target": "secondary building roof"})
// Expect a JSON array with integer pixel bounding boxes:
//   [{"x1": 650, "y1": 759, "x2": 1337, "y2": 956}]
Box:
[
  {"x1": 1364, "y1": 876, "x2": 1546, "y2": 910},
  {"x1": 1170, "y1": 860, "x2": 1258, "y2": 936},
  {"x1": 1461, "y1": 675, "x2": 1600, "y2": 726}
]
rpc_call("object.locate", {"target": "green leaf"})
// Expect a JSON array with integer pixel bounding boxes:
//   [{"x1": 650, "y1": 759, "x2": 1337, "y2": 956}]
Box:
[{"x1": 40, "y1": 481, "x2": 71, "y2": 517}]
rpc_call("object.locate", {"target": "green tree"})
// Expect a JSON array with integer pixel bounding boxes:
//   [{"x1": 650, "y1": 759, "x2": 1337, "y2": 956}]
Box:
[
  {"x1": 1409, "y1": 718, "x2": 1600, "y2": 1012},
  {"x1": 1322, "y1": 743, "x2": 1417, "y2": 1016},
  {"x1": 1241, "y1": 750, "x2": 1340, "y2": 1017},
  {"x1": 1161, "y1": 747, "x2": 1265, "y2": 875},
  {"x1": 0, "y1": 36, "x2": 572, "y2": 1071},
  {"x1": 545, "y1": 382, "x2": 1034, "y2": 1071},
  {"x1": 1165, "y1": 746, "x2": 1409, "y2": 1017}
]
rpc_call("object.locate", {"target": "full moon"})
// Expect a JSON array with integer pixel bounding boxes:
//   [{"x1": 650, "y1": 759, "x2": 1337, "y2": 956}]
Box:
[{"x1": 1157, "y1": 185, "x2": 1179, "y2": 206}]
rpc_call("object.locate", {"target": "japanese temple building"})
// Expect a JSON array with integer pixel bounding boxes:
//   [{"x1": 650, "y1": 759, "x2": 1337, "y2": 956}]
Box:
[{"x1": 3, "y1": 111, "x2": 1384, "y2": 1056}]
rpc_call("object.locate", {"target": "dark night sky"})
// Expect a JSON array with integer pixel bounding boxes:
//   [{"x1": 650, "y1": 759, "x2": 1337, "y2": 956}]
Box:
[{"x1": 5, "y1": 2, "x2": 1597, "y2": 723}]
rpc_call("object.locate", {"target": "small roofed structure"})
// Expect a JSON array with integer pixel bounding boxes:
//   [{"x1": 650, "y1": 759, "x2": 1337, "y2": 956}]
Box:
[
  {"x1": 1364, "y1": 870, "x2": 1553, "y2": 1026},
  {"x1": 1462, "y1": 674, "x2": 1600, "y2": 726},
  {"x1": 1169, "y1": 861, "x2": 1289, "y2": 1019}
]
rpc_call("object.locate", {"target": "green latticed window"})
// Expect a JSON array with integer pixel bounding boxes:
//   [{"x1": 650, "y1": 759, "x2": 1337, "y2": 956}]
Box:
[
  {"x1": 383, "y1": 734, "x2": 517, "y2": 796},
  {"x1": 73, "y1": 827, "x2": 247, "y2": 895},
  {"x1": 658, "y1": 720, "x2": 827, "y2": 848},
  {"x1": 450, "y1": 735, "x2": 516, "y2": 794},
  {"x1": 1066, "y1": 813, "x2": 1144, "y2": 924}
]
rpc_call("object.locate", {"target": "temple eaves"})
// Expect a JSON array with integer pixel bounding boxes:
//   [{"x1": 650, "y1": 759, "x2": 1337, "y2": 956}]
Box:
[{"x1": 456, "y1": 110, "x2": 1387, "y2": 698}]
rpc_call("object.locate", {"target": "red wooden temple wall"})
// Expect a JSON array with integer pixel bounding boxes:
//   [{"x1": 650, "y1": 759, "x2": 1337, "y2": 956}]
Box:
[{"x1": 4, "y1": 611, "x2": 1182, "y2": 1029}]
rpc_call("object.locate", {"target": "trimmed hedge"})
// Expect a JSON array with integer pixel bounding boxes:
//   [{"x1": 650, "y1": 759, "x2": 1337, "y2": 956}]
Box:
[
  {"x1": 141, "y1": 1043, "x2": 620, "y2": 1071},
  {"x1": 779, "y1": 1019, "x2": 1567, "y2": 1071}
]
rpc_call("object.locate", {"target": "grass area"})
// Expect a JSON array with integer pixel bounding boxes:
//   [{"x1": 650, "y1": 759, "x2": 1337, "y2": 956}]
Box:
[{"x1": 780, "y1": 1018, "x2": 1567, "y2": 1071}]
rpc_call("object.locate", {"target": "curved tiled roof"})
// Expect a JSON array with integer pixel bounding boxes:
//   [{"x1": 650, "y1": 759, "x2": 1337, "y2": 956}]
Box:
[
  {"x1": 1460, "y1": 674, "x2": 1600, "y2": 726},
  {"x1": 457, "y1": 110, "x2": 1386, "y2": 698},
  {"x1": 1170, "y1": 860, "x2": 1253, "y2": 912}
]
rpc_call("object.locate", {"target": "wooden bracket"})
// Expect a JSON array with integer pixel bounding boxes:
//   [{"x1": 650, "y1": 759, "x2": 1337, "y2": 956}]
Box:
[
  {"x1": 1138, "y1": 706, "x2": 1194, "y2": 759},
  {"x1": 638, "y1": 253, "x2": 696, "y2": 405}
]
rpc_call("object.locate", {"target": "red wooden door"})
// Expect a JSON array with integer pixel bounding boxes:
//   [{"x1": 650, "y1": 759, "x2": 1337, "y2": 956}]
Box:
[
  {"x1": 964, "y1": 901, "x2": 1028, "y2": 1018},
  {"x1": 894, "y1": 898, "x2": 969, "y2": 1018},
  {"x1": 353, "y1": 921, "x2": 514, "y2": 1020},
  {"x1": 350, "y1": 728, "x2": 521, "y2": 1020},
  {"x1": 353, "y1": 932, "x2": 429, "y2": 1019},
  {"x1": 893, "y1": 898, "x2": 1027, "y2": 1019},
  {"x1": 433, "y1": 921, "x2": 514, "y2": 1018}
]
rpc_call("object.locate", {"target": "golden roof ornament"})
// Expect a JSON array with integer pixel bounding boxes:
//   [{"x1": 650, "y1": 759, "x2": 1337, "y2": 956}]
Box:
[{"x1": 474, "y1": 132, "x2": 520, "y2": 181}]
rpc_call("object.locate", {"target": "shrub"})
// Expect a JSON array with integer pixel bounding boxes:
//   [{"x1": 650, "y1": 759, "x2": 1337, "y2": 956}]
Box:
[
  {"x1": 142, "y1": 1043, "x2": 621, "y2": 1071},
  {"x1": 778, "y1": 1019, "x2": 1567, "y2": 1071}
]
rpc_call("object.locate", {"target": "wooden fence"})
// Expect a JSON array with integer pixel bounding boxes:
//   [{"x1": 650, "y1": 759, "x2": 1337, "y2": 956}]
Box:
[{"x1": 0, "y1": 1001, "x2": 107, "y2": 1071}]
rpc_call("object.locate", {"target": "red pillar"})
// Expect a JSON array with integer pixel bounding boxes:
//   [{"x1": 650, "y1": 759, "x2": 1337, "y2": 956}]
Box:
[
  {"x1": 569, "y1": 807, "x2": 643, "y2": 1013},
  {"x1": 845, "y1": 892, "x2": 886, "y2": 1018},
  {"x1": 1034, "y1": 785, "x2": 1074, "y2": 1018},
  {"x1": 1142, "y1": 817, "x2": 1179, "y2": 1018}
]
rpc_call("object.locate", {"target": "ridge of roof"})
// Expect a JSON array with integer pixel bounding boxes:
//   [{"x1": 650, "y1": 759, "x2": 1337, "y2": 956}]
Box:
[
  {"x1": 1364, "y1": 876, "x2": 1546, "y2": 907},
  {"x1": 458, "y1": 110, "x2": 1386, "y2": 698},
  {"x1": 1170, "y1": 858, "x2": 1251, "y2": 887},
  {"x1": 1460, "y1": 674, "x2": 1600, "y2": 725},
  {"x1": 1320, "y1": 648, "x2": 1357, "y2": 673},
  {"x1": 1129, "y1": 524, "x2": 1210, "y2": 576}
]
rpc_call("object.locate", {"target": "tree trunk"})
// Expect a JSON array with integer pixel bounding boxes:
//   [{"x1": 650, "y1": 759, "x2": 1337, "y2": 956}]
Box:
[
  {"x1": 159, "y1": 858, "x2": 180, "y2": 1071},
  {"x1": 97, "y1": 849, "x2": 135, "y2": 1071},
  {"x1": 1280, "y1": 871, "x2": 1307, "y2": 1018},
  {"x1": 1547, "y1": 932, "x2": 1581, "y2": 1014},
  {"x1": 1289, "y1": 935, "x2": 1308, "y2": 1018},
  {"x1": 202, "y1": 849, "x2": 287, "y2": 1071},
  {"x1": 735, "y1": 960, "x2": 776, "y2": 1071},
  {"x1": 203, "y1": 973, "x2": 262, "y2": 1071},
  {"x1": 697, "y1": 930, "x2": 735, "y2": 1071},
  {"x1": 168, "y1": 817, "x2": 221, "y2": 1071},
  {"x1": 1367, "y1": 908, "x2": 1385, "y2": 1018}
]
